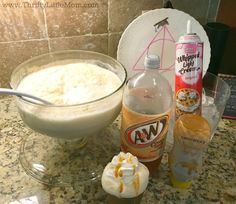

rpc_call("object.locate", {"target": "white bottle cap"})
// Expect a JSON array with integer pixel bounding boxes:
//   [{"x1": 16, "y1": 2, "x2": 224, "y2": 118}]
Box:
[
  {"x1": 144, "y1": 54, "x2": 160, "y2": 69},
  {"x1": 187, "y1": 20, "x2": 192, "y2": 34}
]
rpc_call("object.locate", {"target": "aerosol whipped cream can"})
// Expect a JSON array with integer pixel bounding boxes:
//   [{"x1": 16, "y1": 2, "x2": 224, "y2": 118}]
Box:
[{"x1": 175, "y1": 20, "x2": 203, "y2": 119}]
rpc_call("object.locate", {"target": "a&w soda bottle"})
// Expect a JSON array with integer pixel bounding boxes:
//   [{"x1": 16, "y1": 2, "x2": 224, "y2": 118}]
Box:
[{"x1": 121, "y1": 55, "x2": 173, "y2": 173}]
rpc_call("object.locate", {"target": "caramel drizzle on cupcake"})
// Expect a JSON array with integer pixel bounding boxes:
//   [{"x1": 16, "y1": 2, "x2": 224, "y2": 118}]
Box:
[
  {"x1": 133, "y1": 174, "x2": 140, "y2": 195},
  {"x1": 115, "y1": 163, "x2": 122, "y2": 178},
  {"x1": 114, "y1": 163, "x2": 124, "y2": 193},
  {"x1": 119, "y1": 180, "x2": 124, "y2": 193}
]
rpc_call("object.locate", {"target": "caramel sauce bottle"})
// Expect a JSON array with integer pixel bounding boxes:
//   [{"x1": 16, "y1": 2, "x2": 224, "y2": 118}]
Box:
[{"x1": 168, "y1": 114, "x2": 211, "y2": 188}]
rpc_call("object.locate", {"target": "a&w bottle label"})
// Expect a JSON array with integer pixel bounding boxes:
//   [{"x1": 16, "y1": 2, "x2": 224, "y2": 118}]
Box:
[{"x1": 121, "y1": 104, "x2": 170, "y2": 162}]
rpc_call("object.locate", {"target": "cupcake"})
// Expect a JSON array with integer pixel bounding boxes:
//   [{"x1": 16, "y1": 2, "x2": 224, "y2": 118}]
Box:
[{"x1": 101, "y1": 152, "x2": 149, "y2": 204}]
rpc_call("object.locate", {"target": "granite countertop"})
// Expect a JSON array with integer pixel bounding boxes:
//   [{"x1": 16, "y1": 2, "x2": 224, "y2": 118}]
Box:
[{"x1": 0, "y1": 96, "x2": 236, "y2": 204}]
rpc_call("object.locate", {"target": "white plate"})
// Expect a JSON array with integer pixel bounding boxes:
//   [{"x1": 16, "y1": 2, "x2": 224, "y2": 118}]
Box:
[{"x1": 117, "y1": 9, "x2": 210, "y2": 89}]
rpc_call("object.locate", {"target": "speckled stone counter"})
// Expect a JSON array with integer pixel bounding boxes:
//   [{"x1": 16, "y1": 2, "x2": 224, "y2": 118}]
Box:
[{"x1": 0, "y1": 96, "x2": 235, "y2": 204}]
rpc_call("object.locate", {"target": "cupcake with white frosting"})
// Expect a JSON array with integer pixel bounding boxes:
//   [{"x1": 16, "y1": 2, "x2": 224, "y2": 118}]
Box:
[{"x1": 101, "y1": 152, "x2": 149, "y2": 204}]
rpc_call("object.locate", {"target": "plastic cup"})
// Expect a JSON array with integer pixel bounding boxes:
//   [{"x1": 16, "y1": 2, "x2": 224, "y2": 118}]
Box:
[
  {"x1": 166, "y1": 72, "x2": 231, "y2": 149},
  {"x1": 107, "y1": 193, "x2": 144, "y2": 204},
  {"x1": 202, "y1": 72, "x2": 231, "y2": 139}
]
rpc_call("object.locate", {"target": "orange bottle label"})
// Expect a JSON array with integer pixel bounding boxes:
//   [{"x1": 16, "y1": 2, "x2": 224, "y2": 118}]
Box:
[{"x1": 121, "y1": 104, "x2": 170, "y2": 162}]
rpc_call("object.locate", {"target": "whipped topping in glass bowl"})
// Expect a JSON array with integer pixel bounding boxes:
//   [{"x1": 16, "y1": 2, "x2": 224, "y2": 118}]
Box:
[
  {"x1": 17, "y1": 62, "x2": 122, "y2": 105},
  {"x1": 101, "y1": 152, "x2": 149, "y2": 198}
]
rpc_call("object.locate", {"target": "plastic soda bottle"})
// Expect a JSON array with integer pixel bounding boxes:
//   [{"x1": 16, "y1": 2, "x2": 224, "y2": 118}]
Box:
[{"x1": 121, "y1": 54, "x2": 173, "y2": 173}]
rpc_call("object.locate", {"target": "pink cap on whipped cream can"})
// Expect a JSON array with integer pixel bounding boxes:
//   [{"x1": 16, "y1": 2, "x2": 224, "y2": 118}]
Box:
[{"x1": 175, "y1": 20, "x2": 203, "y2": 120}]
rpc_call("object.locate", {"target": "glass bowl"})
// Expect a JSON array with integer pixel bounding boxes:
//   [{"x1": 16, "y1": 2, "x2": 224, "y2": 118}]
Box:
[{"x1": 10, "y1": 50, "x2": 127, "y2": 186}]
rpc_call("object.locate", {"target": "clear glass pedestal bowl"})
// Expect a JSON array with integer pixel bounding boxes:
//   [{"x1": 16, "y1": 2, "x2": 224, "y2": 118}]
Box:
[{"x1": 10, "y1": 50, "x2": 127, "y2": 186}]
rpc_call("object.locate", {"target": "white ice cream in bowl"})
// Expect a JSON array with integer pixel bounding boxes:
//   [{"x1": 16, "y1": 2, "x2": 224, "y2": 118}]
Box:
[{"x1": 10, "y1": 50, "x2": 127, "y2": 140}]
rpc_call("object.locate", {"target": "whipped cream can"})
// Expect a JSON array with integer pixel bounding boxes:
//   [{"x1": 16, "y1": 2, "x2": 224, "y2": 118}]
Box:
[{"x1": 175, "y1": 20, "x2": 203, "y2": 119}]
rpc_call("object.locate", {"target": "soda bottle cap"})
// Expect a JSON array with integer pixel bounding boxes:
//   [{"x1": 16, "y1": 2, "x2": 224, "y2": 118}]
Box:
[{"x1": 144, "y1": 54, "x2": 160, "y2": 69}]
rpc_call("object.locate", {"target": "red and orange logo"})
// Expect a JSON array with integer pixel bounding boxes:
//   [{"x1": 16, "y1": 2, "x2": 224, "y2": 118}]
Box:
[{"x1": 125, "y1": 116, "x2": 169, "y2": 148}]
